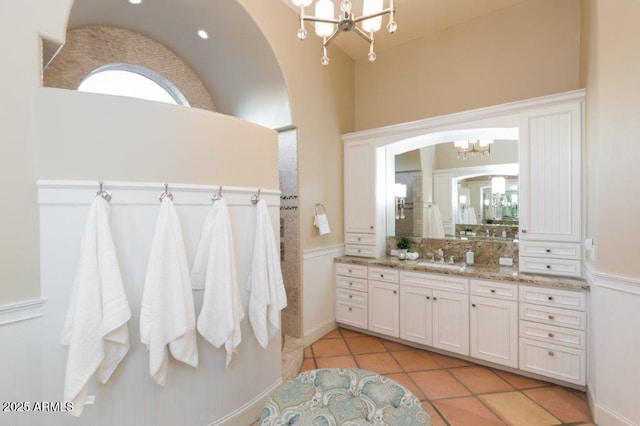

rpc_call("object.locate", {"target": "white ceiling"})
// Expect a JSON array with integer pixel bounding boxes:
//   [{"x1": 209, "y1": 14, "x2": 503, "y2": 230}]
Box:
[{"x1": 282, "y1": 0, "x2": 526, "y2": 61}]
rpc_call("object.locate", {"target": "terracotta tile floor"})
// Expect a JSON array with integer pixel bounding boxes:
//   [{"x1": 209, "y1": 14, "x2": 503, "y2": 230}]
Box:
[{"x1": 303, "y1": 328, "x2": 593, "y2": 425}]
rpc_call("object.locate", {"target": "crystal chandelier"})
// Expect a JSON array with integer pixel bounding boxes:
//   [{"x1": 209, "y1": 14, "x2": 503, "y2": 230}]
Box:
[
  {"x1": 291, "y1": 0, "x2": 397, "y2": 65},
  {"x1": 454, "y1": 139, "x2": 494, "y2": 160}
]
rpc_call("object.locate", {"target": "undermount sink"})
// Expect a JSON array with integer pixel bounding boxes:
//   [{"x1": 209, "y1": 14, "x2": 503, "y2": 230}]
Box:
[{"x1": 414, "y1": 262, "x2": 464, "y2": 271}]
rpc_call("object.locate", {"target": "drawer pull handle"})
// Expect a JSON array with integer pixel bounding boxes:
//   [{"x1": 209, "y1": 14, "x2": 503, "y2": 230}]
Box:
[
  {"x1": 380, "y1": 274, "x2": 384, "y2": 278},
  {"x1": 348, "y1": 307, "x2": 352, "y2": 312},
  {"x1": 546, "y1": 265, "x2": 551, "y2": 269},
  {"x1": 357, "y1": 237, "x2": 361, "y2": 241},
  {"x1": 349, "y1": 295, "x2": 353, "y2": 299},
  {"x1": 393, "y1": 290, "x2": 397, "y2": 295},
  {"x1": 548, "y1": 315, "x2": 555, "y2": 320},
  {"x1": 548, "y1": 296, "x2": 554, "y2": 301},
  {"x1": 426, "y1": 296, "x2": 430, "y2": 300},
  {"x1": 370, "y1": 225, "x2": 374, "y2": 229},
  {"x1": 348, "y1": 269, "x2": 352, "y2": 273},
  {"x1": 472, "y1": 304, "x2": 476, "y2": 307},
  {"x1": 546, "y1": 249, "x2": 551, "y2": 253},
  {"x1": 490, "y1": 289, "x2": 496, "y2": 293},
  {"x1": 357, "y1": 249, "x2": 362, "y2": 253},
  {"x1": 548, "y1": 351, "x2": 554, "y2": 357},
  {"x1": 433, "y1": 297, "x2": 437, "y2": 301},
  {"x1": 521, "y1": 229, "x2": 527, "y2": 233},
  {"x1": 548, "y1": 333, "x2": 554, "y2": 338},
  {"x1": 349, "y1": 282, "x2": 353, "y2": 286}
]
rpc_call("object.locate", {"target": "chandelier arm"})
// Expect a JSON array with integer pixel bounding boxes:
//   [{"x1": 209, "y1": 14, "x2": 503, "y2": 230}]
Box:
[
  {"x1": 352, "y1": 9, "x2": 393, "y2": 24},
  {"x1": 301, "y1": 15, "x2": 340, "y2": 25},
  {"x1": 352, "y1": 26, "x2": 374, "y2": 44},
  {"x1": 324, "y1": 28, "x2": 344, "y2": 47}
]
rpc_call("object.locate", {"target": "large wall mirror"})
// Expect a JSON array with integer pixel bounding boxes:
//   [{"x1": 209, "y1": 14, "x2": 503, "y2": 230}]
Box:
[{"x1": 385, "y1": 126, "x2": 519, "y2": 241}]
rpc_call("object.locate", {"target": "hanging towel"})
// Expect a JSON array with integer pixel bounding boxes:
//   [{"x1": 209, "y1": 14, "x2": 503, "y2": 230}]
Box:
[
  {"x1": 61, "y1": 196, "x2": 131, "y2": 417},
  {"x1": 248, "y1": 199, "x2": 287, "y2": 348},
  {"x1": 466, "y1": 206, "x2": 478, "y2": 225},
  {"x1": 140, "y1": 197, "x2": 198, "y2": 386},
  {"x1": 191, "y1": 198, "x2": 244, "y2": 367},
  {"x1": 427, "y1": 204, "x2": 445, "y2": 238},
  {"x1": 313, "y1": 213, "x2": 331, "y2": 236}
]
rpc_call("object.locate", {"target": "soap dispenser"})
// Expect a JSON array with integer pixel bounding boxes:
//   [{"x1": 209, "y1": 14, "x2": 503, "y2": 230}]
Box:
[{"x1": 466, "y1": 246, "x2": 475, "y2": 266}]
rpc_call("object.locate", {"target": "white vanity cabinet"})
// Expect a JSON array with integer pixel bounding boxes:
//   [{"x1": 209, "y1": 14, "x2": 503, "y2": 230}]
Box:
[
  {"x1": 368, "y1": 267, "x2": 400, "y2": 338},
  {"x1": 519, "y1": 100, "x2": 583, "y2": 277},
  {"x1": 518, "y1": 285, "x2": 587, "y2": 386},
  {"x1": 400, "y1": 271, "x2": 469, "y2": 356},
  {"x1": 335, "y1": 264, "x2": 369, "y2": 329},
  {"x1": 470, "y1": 280, "x2": 519, "y2": 368}
]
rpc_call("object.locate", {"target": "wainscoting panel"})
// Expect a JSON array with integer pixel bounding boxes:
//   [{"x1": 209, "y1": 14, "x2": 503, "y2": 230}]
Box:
[
  {"x1": 584, "y1": 264, "x2": 640, "y2": 426},
  {"x1": 302, "y1": 245, "x2": 344, "y2": 345},
  {"x1": 36, "y1": 181, "x2": 282, "y2": 425}
]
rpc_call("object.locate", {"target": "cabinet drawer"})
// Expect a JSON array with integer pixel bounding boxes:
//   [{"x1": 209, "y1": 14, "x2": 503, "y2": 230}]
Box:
[
  {"x1": 336, "y1": 301, "x2": 368, "y2": 329},
  {"x1": 520, "y1": 241, "x2": 581, "y2": 260},
  {"x1": 336, "y1": 288, "x2": 368, "y2": 305},
  {"x1": 519, "y1": 286, "x2": 586, "y2": 311},
  {"x1": 368, "y1": 267, "x2": 399, "y2": 283},
  {"x1": 336, "y1": 275, "x2": 368, "y2": 292},
  {"x1": 520, "y1": 256, "x2": 581, "y2": 277},
  {"x1": 520, "y1": 321, "x2": 586, "y2": 350},
  {"x1": 471, "y1": 280, "x2": 518, "y2": 301},
  {"x1": 519, "y1": 303, "x2": 586, "y2": 330},
  {"x1": 335, "y1": 263, "x2": 367, "y2": 279},
  {"x1": 345, "y1": 244, "x2": 376, "y2": 258},
  {"x1": 345, "y1": 233, "x2": 376, "y2": 245},
  {"x1": 519, "y1": 338, "x2": 586, "y2": 385},
  {"x1": 400, "y1": 271, "x2": 468, "y2": 293}
]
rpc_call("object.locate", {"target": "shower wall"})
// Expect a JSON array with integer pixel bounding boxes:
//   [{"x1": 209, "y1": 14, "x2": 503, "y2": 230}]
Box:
[{"x1": 279, "y1": 129, "x2": 300, "y2": 338}]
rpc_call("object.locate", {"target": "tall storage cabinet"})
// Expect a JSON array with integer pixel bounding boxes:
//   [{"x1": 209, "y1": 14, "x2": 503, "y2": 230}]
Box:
[
  {"x1": 519, "y1": 100, "x2": 583, "y2": 277},
  {"x1": 343, "y1": 138, "x2": 385, "y2": 258}
]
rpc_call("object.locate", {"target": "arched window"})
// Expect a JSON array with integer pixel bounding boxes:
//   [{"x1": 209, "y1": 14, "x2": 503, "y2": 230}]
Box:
[{"x1": 78, "y1": 64, "x2": 189, "y2": 106}]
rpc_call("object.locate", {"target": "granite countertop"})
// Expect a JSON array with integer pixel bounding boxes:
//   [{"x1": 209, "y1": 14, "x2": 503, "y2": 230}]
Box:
[{"x1": 334, "y1": 256, "x2": 589, "y2": 291}]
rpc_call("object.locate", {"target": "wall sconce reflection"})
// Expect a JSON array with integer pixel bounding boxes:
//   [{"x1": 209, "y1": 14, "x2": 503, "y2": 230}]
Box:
[{"x1": 394, "y1": 183, "x2": 407, "y2": 220}]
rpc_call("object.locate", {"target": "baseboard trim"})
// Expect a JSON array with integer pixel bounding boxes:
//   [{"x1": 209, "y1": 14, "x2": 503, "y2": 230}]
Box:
[
  {"x1": 592, "y1": 398, "x2": 635, "y2": 426},
  {"x1": 302, "y1": 244, "x2": 344, "y2": 260},
  {"x1": 304, "y1": 318, "x2": 337, "y2": 346},
  {"x1": 0, "y1": 297, "x2": 47, "y2": 326},
  {"x1": 212, "y1": 378, "x2": 282, "y2": 426}
]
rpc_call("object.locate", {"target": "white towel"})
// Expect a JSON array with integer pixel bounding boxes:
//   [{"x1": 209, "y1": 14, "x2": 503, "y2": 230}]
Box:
[
  {"x1": 61, "y1": 196, "x2": 131, "y2": 417},
  {"x1": 140, "y1": 197, "x2": 198, "y2": 385},
  {"x1": 314, "y1": 213, "x2": 331, "y2": 236},
  {"x1": 427, "y1": 205, "x2": 445, "y2": 238},
  {"x1": 466, "y1": 206, "x2": 477, "y2": 225},
  {"x1": 191, "y1": 198, "x2": 244, "y2": 367},
  {"x1": 247, "y1": 199, "x2": 287, "y2": 348}
]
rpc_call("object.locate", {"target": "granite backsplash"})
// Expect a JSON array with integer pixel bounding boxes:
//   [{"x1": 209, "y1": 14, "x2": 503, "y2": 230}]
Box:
[{"x1": 387, "y1": 236, "x2": 519, "y2": 267}]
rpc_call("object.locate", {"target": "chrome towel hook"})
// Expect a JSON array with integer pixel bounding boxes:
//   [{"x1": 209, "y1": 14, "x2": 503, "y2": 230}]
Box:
[
  {"x1": 251, "y1": 188, "x2": 261, "y2": 205},
  {"x1": 159, "y1": 183, "x2": 173, "y2": 202},
  {"x1": 96, "y1": 181, "x2": 112, "y2": 202},
  {"x1": 212, "y1": 186, "x2": 223, "y2": 202}
]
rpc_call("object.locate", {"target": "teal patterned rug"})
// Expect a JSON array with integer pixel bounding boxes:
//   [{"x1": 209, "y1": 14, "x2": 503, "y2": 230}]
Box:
[{"x1": 260, "y1": 368, "x2": 430, "y2": 425}]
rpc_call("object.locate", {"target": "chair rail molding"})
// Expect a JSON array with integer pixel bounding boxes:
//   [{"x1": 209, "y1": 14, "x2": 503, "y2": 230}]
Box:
[{"x1": 0, "y1": 297, "x2": 47, "y2": 327}]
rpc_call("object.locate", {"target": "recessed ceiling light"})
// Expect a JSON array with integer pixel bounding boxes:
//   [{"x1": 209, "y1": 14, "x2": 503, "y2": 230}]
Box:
[
  {"x1": 126, "y1": 0, "x2": 143, "y2": 4},
  {"x1": 197, "y1": 30, "x2": 209, "y2": 40}
]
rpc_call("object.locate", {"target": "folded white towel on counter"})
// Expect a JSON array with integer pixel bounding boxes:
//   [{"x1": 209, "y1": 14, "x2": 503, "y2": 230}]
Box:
[
  {"x1": 191, "y1": 198, "x2": 244, "y2": 367},
  {"x1": 140, "y1": 197, "x2": 198, "y2": 386},
  {"x1": 61, "y1": 196, "x2": 131, "y2": 417},
  {"x1": 248, "y1": 199, "x2": 288, "y2": 348},
  {"x1": 406, "y1": 252, "x2": 420, "y2": 260},
  {"x1": 314, "y1": 213, "x2": 331, "y2": 235}
]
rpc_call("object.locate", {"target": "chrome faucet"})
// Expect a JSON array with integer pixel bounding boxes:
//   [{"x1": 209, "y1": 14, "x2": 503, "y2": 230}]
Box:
[{"x1": 436, "y1": 248, "x2": 445, "y2": 263}]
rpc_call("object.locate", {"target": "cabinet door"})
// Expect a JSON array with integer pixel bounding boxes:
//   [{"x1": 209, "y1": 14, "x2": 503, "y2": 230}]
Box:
[
  {"x1": 470, "y1": 296, "x2": 518, "y2": 368},
  {"x1": 368, "y1": 280, "x2": 399, "y2": 338},
  {"x1": 400, "y1": 285, "x2": 432, "y2": 346},
  {"x1": 344, "y1": 139, "x2": 376, "y2": 234},
  {"x1": 432, "y1": 290, "x2": 469, "y2": 356},
  {"x1": 519, "y1": 101, "x2": 581, "y2": 242}
]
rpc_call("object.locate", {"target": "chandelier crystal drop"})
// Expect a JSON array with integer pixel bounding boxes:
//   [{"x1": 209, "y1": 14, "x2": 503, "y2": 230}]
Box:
[{"x1": 291, "y1": 0, "x2": 397, "y2": 66}]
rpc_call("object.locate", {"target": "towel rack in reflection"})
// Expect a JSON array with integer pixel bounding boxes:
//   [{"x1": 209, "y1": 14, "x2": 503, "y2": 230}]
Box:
[{"x1": 314, "y1": 203, "x2": 326, "y2": 215}]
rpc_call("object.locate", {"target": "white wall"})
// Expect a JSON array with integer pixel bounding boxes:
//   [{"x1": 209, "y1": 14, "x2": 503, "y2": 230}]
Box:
[
  {"x1": 35, "y1": 183, "x2": 282, "y2": 425},
  {"x1": 302, "y1": 245, "x2": 344, "y2": 344}
]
